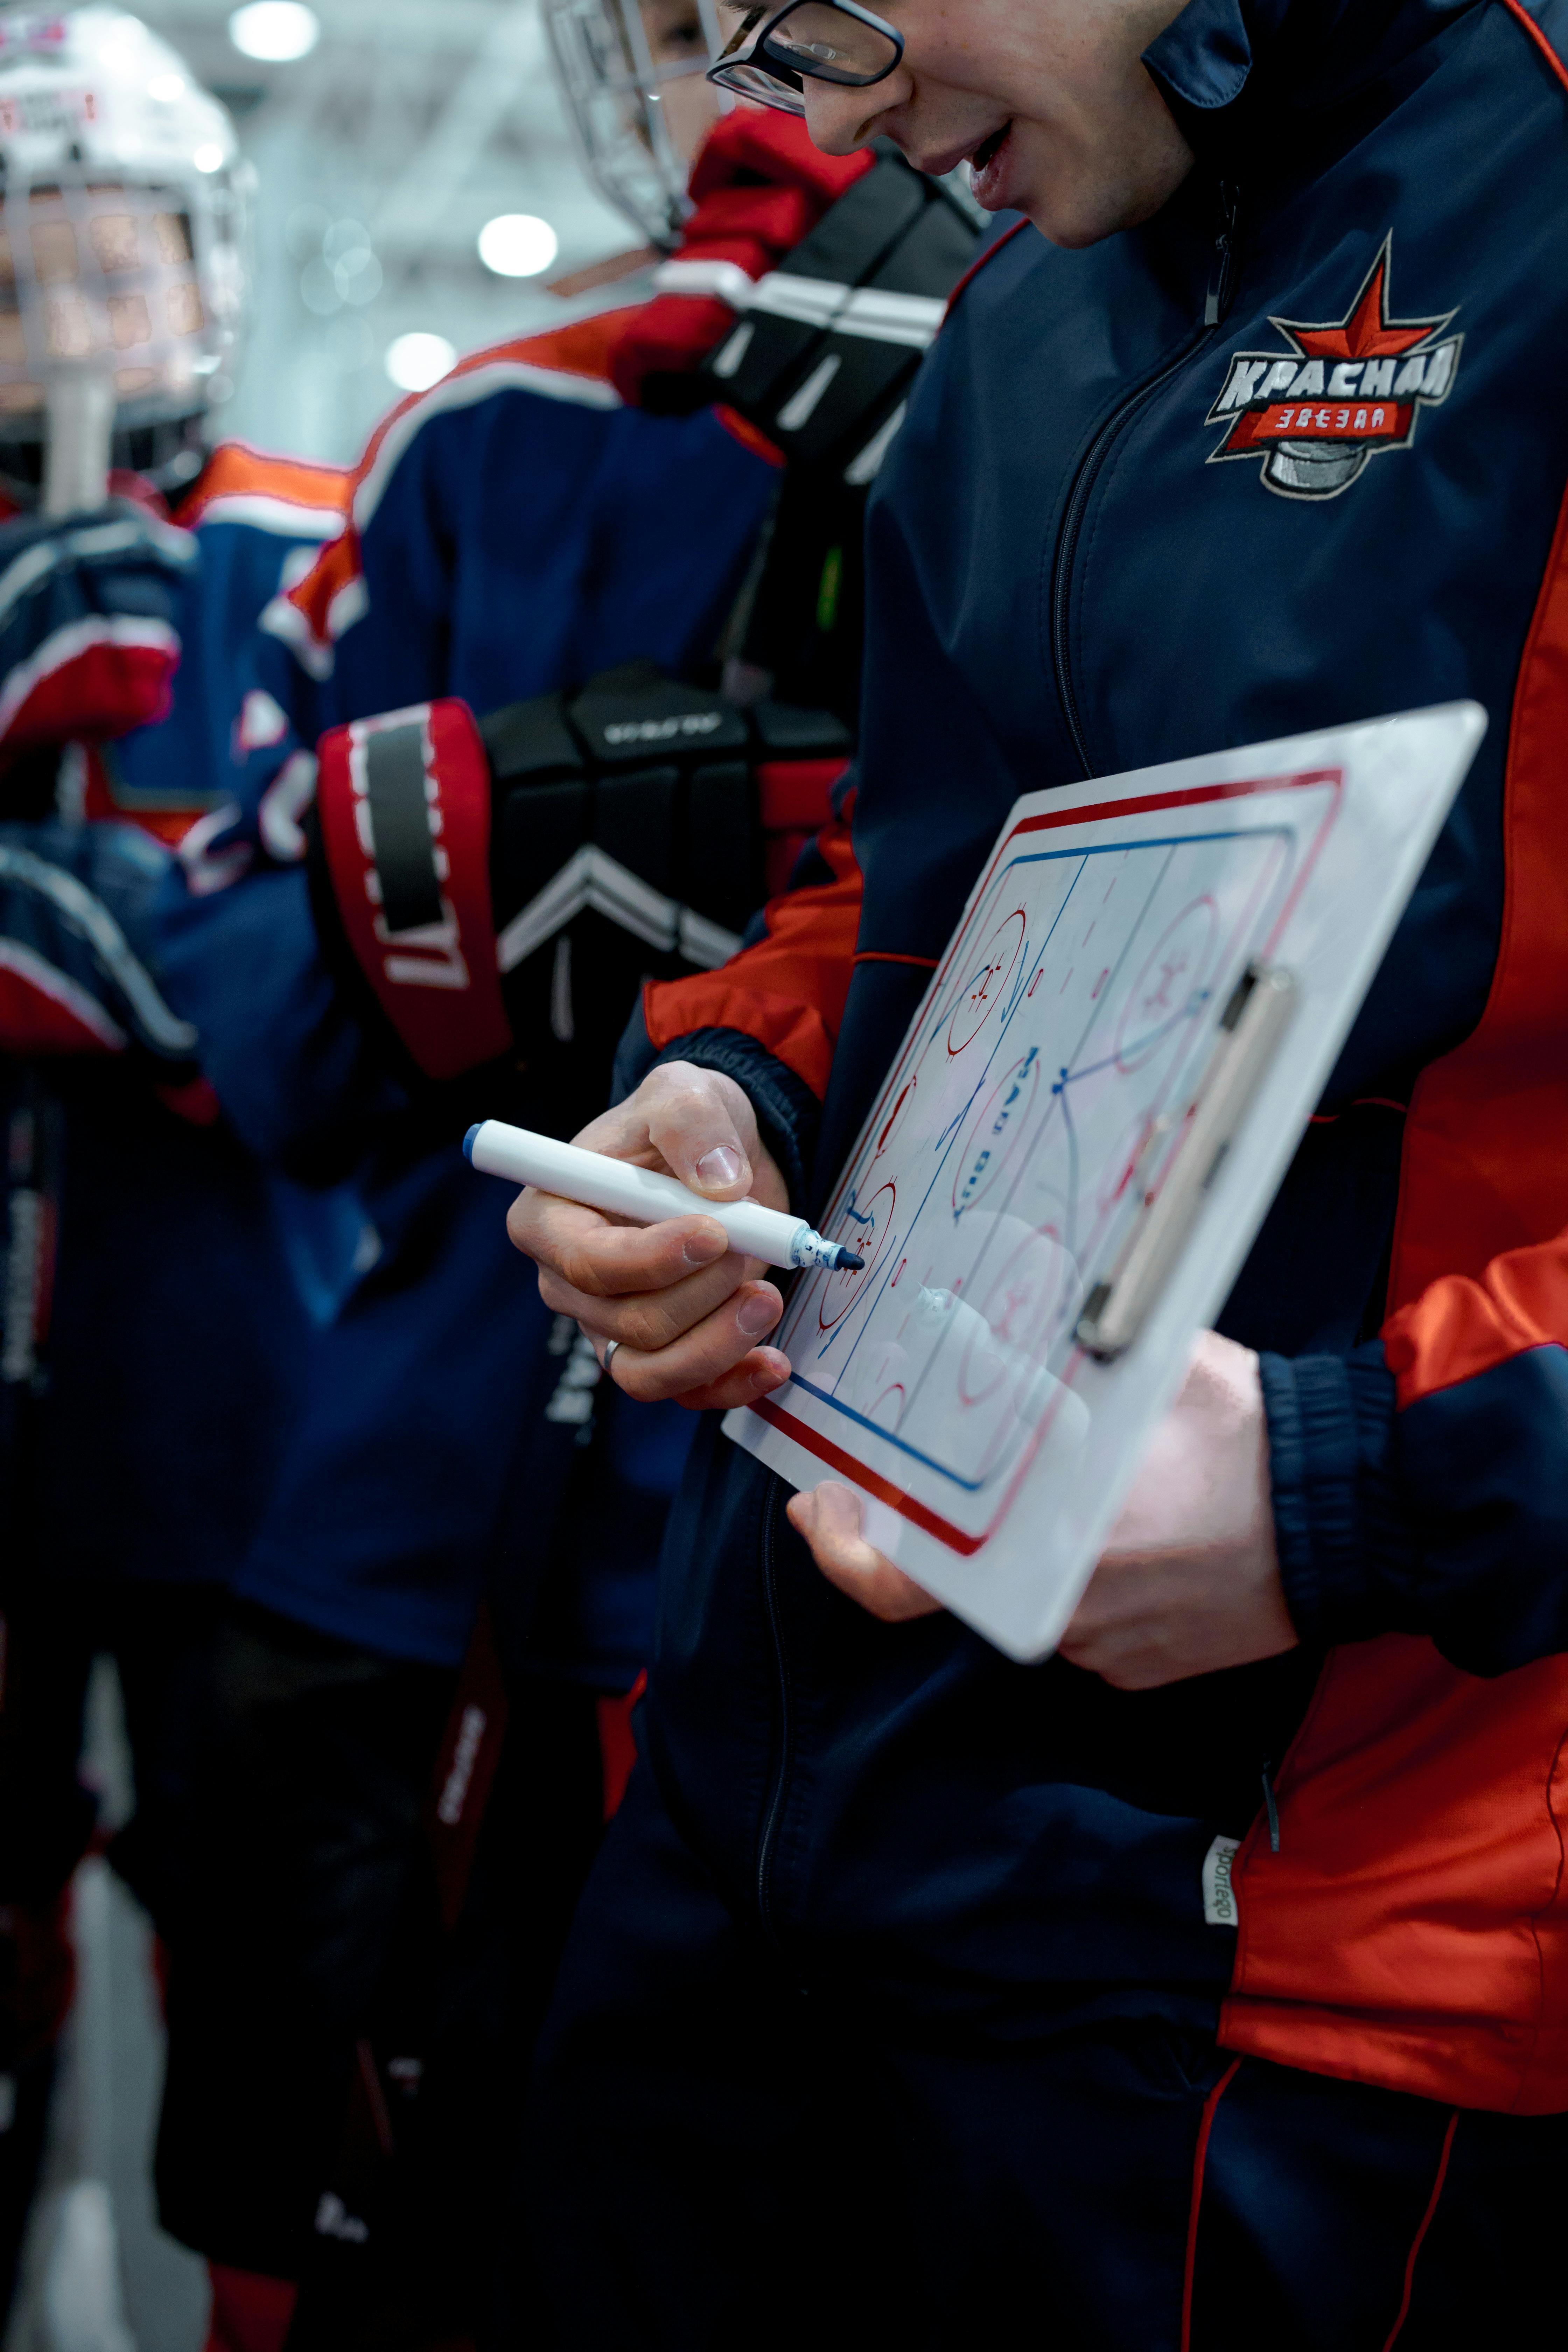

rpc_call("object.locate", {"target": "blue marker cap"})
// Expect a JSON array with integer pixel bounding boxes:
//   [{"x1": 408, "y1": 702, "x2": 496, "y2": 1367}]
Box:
[{"x1": 462, "y1": 1122, "x2": 482, "y2": 1164}]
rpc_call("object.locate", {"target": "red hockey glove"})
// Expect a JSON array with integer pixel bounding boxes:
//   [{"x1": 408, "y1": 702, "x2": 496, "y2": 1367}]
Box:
[
  {"x1": 0, "y1": 502, "x2": 195, "y2": 755},
  {"x1": 609, "y1": 110, "x2": 872, "y2": 408}
]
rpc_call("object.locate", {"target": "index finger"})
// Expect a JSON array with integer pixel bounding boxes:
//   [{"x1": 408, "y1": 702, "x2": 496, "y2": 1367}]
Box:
[{"x1": 506, "y1": 1188, "x2": 732, "y2": 1297}]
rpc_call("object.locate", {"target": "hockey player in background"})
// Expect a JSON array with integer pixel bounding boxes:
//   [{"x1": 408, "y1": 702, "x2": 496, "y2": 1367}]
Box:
[
  {"x1": 150, "y1": 4, "x2": 986, "y2": 2344},
  {"x1": 0, "y1": 5, "x2": 358, "y2": 2330}
]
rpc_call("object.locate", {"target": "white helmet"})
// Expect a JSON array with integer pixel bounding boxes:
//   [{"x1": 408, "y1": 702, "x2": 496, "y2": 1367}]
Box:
[
  {"x1": 543, "y1": 0, "x2": 729, "y2": 252},
  {"x1": 0, "y1": 6, "x2": 250, "y2": 500}
]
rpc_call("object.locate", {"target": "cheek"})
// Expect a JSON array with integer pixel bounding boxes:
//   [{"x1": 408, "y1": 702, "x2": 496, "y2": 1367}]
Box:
[{"x1": 660, "y1": 72, "x2": 722, "y2": 166}]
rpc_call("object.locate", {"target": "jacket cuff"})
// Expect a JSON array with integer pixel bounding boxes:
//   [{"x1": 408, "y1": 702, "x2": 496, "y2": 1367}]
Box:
[
  {"x1": 1259, "y1": 1345, "x2": 1416, "y2": 1647},
  {"x1": 611, "y1": 1008, "x2": 819, "y2": 1209}
]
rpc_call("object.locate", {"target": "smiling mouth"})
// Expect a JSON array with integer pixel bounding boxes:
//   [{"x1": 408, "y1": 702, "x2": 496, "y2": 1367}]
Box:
[{"x1": 970, "y1": 122, "x2": 1011, "y2": 173}]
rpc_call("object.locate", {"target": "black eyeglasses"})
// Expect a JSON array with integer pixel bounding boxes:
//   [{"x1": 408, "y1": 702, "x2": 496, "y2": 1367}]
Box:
[{"x1": 707, "y1": 2, "x2": 903, "y2": 115}]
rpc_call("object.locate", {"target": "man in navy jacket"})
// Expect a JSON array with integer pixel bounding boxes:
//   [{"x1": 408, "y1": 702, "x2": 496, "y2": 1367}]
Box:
[{"x1": 509, "y1": 0, "x2": 1568, "y2": 2341}]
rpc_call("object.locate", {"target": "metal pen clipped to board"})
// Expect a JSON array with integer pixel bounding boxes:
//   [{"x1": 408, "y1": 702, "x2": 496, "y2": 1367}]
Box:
[{"x1": 1075, "y1": 964, "x2": 1298, "y2": 1360}]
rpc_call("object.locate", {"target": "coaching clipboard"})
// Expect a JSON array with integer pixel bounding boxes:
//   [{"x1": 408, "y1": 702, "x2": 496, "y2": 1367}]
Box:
[{"x1": 723, "y1": 703, "x2": 1486, "y2": 1661}]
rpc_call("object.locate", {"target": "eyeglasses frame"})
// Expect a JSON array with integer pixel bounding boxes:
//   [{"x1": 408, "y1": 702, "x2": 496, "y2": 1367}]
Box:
[{"x1": 707, "y1": 0, "x2": 904, "y2": 111}]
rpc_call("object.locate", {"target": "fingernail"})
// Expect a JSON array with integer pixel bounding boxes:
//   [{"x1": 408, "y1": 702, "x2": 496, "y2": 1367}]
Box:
[
  {"x1": 736, "y1": 1290, "x2": 780, "y2": 1336},
  {"x1": 681, "y1": 1226, "x2": 728, "y2": 1268},
  {"x1": 696, "y1": 1145, "x2": 743, "y2": 1190}
]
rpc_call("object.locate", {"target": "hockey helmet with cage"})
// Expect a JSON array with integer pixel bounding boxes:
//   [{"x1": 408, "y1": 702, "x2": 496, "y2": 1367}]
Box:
[
  {"x1": 0, "y1": 7, "x2": 250, "y2": 502},
  {"x1": 542, "y1": 0, "x2": 730, "y2": 251}
]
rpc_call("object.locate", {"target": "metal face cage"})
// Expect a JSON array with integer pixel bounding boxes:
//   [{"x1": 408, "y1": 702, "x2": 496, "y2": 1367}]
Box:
[
  {"x1": 542, "y1": 0, "x2": 730, "y2": 250},
  {"x1": 0, "y1": 8, "x2": 250, "y2": 498}
]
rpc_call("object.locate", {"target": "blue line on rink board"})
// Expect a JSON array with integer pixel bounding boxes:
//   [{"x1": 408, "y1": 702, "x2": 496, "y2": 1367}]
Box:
[{"x1": 789, "y1": 1369, "x2": 994, "y2": 1489}]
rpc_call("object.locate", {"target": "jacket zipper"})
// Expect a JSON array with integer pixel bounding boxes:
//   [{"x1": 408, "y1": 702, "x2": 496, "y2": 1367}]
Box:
[
  {"x1": 1050, "y1": 183, "x2": 1240, "y2": 777},
  {"x1": 756, "y1": 1475, "x2": 791, "y2": 1943}
]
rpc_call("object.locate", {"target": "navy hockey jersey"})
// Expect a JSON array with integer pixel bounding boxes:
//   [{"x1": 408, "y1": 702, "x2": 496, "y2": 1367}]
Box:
[
  {"x1": 0, "y1": 448, "x2": 348, "y2": 1584},
  {"x1": 157, "y1": 311, "x2": 781, "y2": 1669}
]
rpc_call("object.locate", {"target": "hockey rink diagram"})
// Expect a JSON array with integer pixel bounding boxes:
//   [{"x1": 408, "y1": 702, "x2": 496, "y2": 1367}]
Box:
[{"x1": 761, "y1": 772, "x2": 1344, "y2": 1535}]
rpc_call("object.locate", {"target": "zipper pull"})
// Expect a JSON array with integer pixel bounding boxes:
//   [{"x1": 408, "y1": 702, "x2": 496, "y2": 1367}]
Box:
[
  {"x1": 1204, "y1": 182, "x2": 1240, "y2": 329},
  {"x1": 1260, "y1": 1762, "x2": 1281, "y2": 1854}
]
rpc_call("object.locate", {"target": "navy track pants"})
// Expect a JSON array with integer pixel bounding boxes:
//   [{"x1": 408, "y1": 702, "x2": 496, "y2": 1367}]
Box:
[{"x1": 525, "y1": 1759, "x2": 1568, "y2": 2351}]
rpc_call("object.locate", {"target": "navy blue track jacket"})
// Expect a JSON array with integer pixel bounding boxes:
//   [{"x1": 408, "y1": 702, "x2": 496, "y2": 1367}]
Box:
[{"x1": 622, "y1": 0, "x2": 1568, "y2": 2110}]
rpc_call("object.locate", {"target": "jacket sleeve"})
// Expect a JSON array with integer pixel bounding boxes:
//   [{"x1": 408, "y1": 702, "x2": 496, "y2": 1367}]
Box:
[
  {"x1": 0, "y1": 503, "x2": 196, "y2": 752},
  {"x1": 1261, "y1": 1228, "x2": 1568, "y2": 1676},
  {"x1": 0, "y1": 814, "x2": 200, "y2": 1066},
  {"x1": 614, "y1": 780, "x2": 864, "y2": 1205},
  {"x1": 276, "y1": 326, "x2": 779, "y2": 724},
  {"x1": 153, "y1": 611, "x2": 405, "y2": 1176}
]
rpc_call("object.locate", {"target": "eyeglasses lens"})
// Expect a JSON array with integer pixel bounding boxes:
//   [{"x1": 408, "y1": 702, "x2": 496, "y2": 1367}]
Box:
[{"x1": 764, "y1": 4, "x2": 897, "y2": 84}]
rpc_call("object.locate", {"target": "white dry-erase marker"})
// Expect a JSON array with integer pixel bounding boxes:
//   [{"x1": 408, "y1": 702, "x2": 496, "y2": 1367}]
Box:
[{"x1": 463, "y1": 1120, "x2": 864, "y2": 1275}]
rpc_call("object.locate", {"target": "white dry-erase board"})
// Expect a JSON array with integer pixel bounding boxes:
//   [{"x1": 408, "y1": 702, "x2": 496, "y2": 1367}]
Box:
[{"x1": 724, "y1": 704, "x2": 1486, "y2": 1660}]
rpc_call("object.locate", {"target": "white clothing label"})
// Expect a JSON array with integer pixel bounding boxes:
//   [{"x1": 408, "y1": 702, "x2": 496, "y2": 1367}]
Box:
[{"x1": 1203, "y1": 1835, "x2": 1241, "y2": 1928}]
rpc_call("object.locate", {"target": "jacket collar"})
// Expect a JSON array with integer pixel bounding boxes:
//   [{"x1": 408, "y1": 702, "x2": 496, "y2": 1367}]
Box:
[{"x1": 1143, "y1": 0, "x2": 1483, "y2": 166}]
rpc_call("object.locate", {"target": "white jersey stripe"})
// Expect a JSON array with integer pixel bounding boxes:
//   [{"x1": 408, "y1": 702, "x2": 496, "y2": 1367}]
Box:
[
  {"x1": 192, "y1": 493, "x2": 348, "y2": 541},
  {"x1": 653, "y1": 257, "x2": 758, "y2": 312},
  {"x1": 353, "y1": 359, "x2": 622, "y2": 536}
]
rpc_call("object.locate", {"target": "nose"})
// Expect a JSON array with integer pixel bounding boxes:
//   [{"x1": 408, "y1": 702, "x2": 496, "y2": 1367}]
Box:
[{"x1": 802, "y1": 71, "x2": 909, "y2": 155}]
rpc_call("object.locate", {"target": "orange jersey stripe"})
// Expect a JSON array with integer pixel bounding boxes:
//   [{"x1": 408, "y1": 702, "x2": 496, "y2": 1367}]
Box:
[{"x1": 174, "y1": 441, "x2": 351, "y2": 530}]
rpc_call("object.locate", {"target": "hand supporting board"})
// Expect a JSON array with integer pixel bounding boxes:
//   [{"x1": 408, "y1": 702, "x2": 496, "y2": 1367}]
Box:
[{"x1": 724, "y1": 704, "x2": 1486, "y2": 1660}]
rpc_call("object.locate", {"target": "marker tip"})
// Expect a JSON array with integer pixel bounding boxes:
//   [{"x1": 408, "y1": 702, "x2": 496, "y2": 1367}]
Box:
[{"x1": 462, "y1": 1123, "x2": 482, "y2": 1165}]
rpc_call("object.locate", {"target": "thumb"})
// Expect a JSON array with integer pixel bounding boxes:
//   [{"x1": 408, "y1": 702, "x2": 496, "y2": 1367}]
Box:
[
  {"x1": 689, "y1": 1141, "x2": 752, "y2": 1199},
  {"x1": 644, "y1": 1071, "x2": 757, "y2": 1201}
]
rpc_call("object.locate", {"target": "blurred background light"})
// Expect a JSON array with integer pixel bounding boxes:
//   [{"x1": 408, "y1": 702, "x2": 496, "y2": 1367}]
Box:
[
  {"x1": 385, "y1": 331, "x2": 457, "y2": 391},
  {"x1": 477, "y1": 211, "x2": 558, "y2": 278},
  {"x1": 106, "y1": 1, "x2": 636, "y2": 467},
  {"x1": 228, "y1": 3, "x2": 321, "y2": 62}
]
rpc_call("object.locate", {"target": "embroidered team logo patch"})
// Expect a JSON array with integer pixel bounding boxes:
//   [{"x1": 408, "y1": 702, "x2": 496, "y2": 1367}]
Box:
[{"x1": 1206, "y1": 237, "x2": 1461, "y2": 500}]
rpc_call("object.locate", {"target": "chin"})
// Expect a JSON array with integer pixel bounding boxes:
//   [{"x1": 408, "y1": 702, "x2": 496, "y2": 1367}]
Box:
[
  {"x1": 1027, "y1": 195, "x2": 1116, "y2": 250},
  {"x1": 1034, "y1": 208, "x2": 1110, "y2": 251},
  {"x1": 1029, "y1": 170, "x2": 1174, "y2": 251}
]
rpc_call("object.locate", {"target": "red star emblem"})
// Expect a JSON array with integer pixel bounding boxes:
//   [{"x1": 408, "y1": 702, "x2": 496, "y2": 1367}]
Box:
[
  {"x1": 1282, "y1": 245, "x2": 1452, "y2": 366},
  {"x1": 1206, "y1": 235, "x2": 1462, "y2": 501}
]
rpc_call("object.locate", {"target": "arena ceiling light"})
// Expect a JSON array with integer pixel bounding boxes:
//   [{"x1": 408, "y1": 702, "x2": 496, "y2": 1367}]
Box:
[
  {"x1": 477, "y1": 214, "x2": 559, "y2": 279},
  {"x1": 385, "y1": 333, "x2": 456, "y2": 393},
  {"x1": 228, "y1": 3, "x2": 321, "y2": 63}
]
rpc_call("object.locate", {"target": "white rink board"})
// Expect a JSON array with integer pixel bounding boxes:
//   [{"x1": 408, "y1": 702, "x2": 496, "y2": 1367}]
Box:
[{"x1": 724, "y1": 704, "x2": 1485, "y2": 1660}]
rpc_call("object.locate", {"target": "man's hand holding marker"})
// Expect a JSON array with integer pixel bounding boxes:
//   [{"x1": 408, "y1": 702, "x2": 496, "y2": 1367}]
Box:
[{"x1": 497, "y1": 1065, "x2": 1297, "y2": 1688}]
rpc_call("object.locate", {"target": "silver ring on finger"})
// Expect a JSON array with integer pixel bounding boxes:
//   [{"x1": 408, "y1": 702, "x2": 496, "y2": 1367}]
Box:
[{"x1": 602, "y1": 1338, "x2": 620, "y2": 1375}]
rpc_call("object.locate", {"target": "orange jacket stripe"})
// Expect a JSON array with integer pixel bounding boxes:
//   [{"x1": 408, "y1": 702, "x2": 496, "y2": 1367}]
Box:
[
  {"x1": 1383, "y1": 1230, "x2": 1568, "y2": 1407},
  {"x1": 643, "y1": 814, "x2": 864, "y2": 1102},
  {"x1": 1220, "y1": 408, "x2": 1568, "y2": 2112},
  {"x1": 1504, "y1": 0, "x2": 1568, "y2": 93}
]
